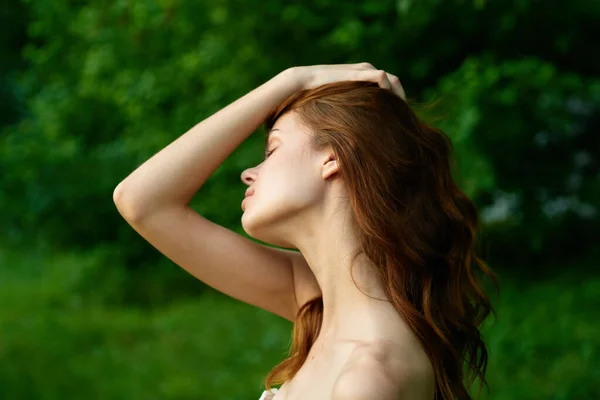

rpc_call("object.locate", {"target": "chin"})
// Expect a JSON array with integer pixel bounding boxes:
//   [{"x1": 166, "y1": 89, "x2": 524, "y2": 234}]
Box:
[{"x1": 241, "y1": 209, "x2": 296, "y2": 249}]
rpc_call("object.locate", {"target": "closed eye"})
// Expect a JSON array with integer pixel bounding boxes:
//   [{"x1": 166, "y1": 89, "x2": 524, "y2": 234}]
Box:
[{"x1": 265, "y1": 148, "x2": 276, "y2": 159}]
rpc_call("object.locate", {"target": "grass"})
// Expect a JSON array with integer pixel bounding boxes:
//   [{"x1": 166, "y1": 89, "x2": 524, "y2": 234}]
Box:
[{"x1": 0, "y1": 245, "x2": 598, "y2": 399}]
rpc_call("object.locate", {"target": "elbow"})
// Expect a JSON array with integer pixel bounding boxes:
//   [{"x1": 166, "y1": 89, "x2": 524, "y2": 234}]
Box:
[{"x1": 113, "y1": 182, "x2": 143, "y2": 222}]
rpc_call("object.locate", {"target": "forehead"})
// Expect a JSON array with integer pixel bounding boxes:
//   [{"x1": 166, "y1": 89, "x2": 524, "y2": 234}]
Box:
[{"x1": 267, "y1": 111, "x2": 311, "y2": 142}]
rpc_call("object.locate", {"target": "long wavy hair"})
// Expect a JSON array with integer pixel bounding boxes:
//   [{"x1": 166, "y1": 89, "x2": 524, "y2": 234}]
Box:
[{"x1": 261, "y1": 80, "x2": 498, "y2": 399}]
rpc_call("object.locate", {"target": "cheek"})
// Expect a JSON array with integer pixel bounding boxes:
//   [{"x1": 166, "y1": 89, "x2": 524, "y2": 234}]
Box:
[
  {"x1": 259, "y1": 156, "x2": 321, "y2": 207},
  {"x1": 242, "y1": 155, "x2": 322, "y2": 242}
]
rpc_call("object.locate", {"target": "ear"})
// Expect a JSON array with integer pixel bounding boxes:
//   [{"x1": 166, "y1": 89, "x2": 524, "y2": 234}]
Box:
[{"x1": 321, "y1": 152, "x2": 339, "y2": 180}]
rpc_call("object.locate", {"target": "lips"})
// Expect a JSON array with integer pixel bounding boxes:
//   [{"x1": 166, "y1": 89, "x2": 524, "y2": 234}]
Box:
[
  {"x1": 245, "y1": 188, "x2": 255, "y2": 198},
  {"x1": 241, "y1": 194, "x2": 252, "y2": 211}
]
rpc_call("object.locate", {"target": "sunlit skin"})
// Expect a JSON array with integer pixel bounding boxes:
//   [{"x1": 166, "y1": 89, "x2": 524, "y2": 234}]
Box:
[
  {"x1": 114, "y1": 61, "x2": 487, "y2": 399},
  {"x1": 240, "y1": 111, "x2": 434, "y2": 398}
]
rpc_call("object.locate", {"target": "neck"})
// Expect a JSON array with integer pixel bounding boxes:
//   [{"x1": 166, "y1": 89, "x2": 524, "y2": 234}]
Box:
[{"x1": 290, "y1": 202, "x2": 399, "y2": 343}]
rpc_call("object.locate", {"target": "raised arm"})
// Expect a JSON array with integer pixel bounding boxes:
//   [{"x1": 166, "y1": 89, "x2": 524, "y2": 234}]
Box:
[{"x1": 113, "y1": 68, "x2": 302, "y2": 217}]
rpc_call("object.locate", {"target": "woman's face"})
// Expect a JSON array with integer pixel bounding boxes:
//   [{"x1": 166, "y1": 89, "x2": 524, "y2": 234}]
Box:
[{"x1": 240, "y1": 111, "x2": 337, "y2": 247}]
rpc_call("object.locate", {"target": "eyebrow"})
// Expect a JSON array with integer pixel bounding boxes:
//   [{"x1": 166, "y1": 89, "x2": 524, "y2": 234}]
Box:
[
  {"x1": 265, "y1": 128, "x2": 280, "y2": 147},
  {"x1": 264, "y1": 128, "x2": 280, "y2": 159}
]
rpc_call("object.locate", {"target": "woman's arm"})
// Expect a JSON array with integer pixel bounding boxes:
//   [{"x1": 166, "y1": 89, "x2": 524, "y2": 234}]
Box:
[{"x1": 113, "y1": 67, "x2": 302, "y2": 218}]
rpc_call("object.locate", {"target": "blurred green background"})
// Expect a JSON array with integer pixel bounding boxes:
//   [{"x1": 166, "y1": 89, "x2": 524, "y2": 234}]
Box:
[{"x1": 1, "y1": 0, "x2": 598, "y2": 399}]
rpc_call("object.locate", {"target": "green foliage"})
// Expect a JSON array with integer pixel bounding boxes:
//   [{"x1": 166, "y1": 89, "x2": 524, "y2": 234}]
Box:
[
  {"x1": 1, "y1": 1, "x2": 599, "y2": 397},
  {"x1": 0, "y1": 245, "x2": 292, "y2": 400},
  {"x1": 0, "y1": 245, "x2": 598, "y2": 399},
  {"x1": 1, "y1": 0, "x2": 598, "y2": 267},
  {"x1": 433, "y1": 56, "x2": 600, "y2": 263},
  {"x1": 481, "y1": 272, "x2": 600, "y2": 399}
]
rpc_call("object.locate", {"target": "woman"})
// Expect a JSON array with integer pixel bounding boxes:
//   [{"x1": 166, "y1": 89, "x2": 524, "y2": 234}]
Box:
[{"x1": 113, "y1": 63, "x2": 498, "y2": 400}]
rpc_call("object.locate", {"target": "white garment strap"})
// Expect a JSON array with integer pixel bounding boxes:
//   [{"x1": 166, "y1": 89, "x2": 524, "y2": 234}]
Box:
[{"x1": 258, "y1": 388, "x2": 279, "y2": 400}]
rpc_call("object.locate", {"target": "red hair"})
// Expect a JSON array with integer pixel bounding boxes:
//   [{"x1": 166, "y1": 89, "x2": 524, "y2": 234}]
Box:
[{"x1": 262, "y1": 81, "x2": 498, "y2": 399}]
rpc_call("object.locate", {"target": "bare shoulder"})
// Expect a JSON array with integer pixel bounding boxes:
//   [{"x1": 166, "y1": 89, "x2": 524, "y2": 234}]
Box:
[
  {"x1": 332, "y1": 341, "x2": 435, "y2": 400},
  {"x1": 331, "y1": 355, "x2": 399, "y2": 400}
]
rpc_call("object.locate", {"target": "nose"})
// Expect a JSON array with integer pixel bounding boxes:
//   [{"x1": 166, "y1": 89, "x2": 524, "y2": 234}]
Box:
[{"x1": 241, "y1": 166, "x2": 258, "y2": 186}]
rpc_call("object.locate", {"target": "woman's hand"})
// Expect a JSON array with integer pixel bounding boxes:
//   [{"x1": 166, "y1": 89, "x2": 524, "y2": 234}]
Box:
[{"x1": 290, "y1": 62, "x2": 406, "y2": 101}]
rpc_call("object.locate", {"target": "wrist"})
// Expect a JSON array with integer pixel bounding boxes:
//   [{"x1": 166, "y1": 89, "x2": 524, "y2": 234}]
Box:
[{"x1": 277, "y1": 67, "x2": 307, "y2": 92}]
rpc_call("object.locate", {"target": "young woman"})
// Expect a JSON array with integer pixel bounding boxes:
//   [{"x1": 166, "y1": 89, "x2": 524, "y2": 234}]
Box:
[{"x1": 113, "y1": 63, "x2": 497, "y2": 400}]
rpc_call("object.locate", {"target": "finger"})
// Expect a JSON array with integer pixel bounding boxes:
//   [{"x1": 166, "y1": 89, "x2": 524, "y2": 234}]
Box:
[
  {"x1": 349, "y1": 69, "x2": 406, "y2": 100},
  {"x1": 377, "y1": 70, "x2": 392, "y2": 90},
  {"x1": 351, "y1": 69, "x2": 390, "y2": 88},
  {"x1": 354, "y1": 62, "x2": 376, "y2": 70},
  {"x1": 327, "y1": 63, "x2": 374, "y2": 70},
  {"x1": 386, "y1": 73, "x2": 406, "y2": 100}
]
